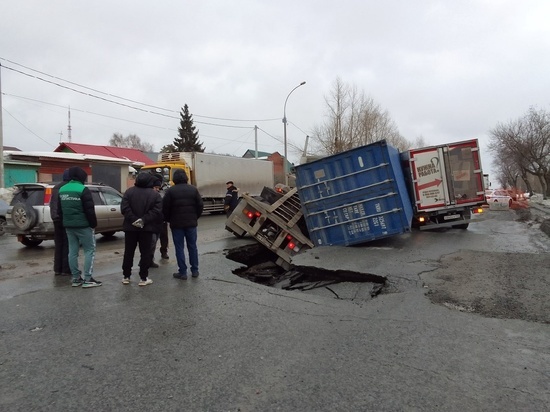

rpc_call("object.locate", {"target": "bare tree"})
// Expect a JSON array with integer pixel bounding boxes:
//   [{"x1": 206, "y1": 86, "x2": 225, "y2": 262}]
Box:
[
  {"x1": 310, "y1": 78, "x2": 409, "y2": 155},
  {"x1": 488, "y1": 107, "x2": 550, "y2": 197},
  {"x1": 411, "y1": 135, "x2": 428, "y2": 149},
  {"x1": 109, "y1": 133, "x2": 154, "y2": 152}
]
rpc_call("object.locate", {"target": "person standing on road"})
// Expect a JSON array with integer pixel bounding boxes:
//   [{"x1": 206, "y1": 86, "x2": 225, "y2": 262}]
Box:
[
  {"x1": 58, "y1": 166, "x2": 100, "y2": 288},
  {"x1": 50, "y1": 168, "x2": 71, "y2": 276},
  {"x1": 121, "y1": 172, "x2": 163, "y2": 286},
  {"x1": 224, "y1": 180, "x2": 239, "y2": 216},
  {"x1": 162, "y1": 169, "x2": 203, "y2": 280},
  {"x1": 149, "y1": 173, "x2": 169, "y2": 268}
]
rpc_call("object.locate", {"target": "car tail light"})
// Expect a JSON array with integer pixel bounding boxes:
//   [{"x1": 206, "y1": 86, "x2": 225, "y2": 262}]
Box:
[{"x1": 44, "y1": 187, "x2": 52, "y2": 205}]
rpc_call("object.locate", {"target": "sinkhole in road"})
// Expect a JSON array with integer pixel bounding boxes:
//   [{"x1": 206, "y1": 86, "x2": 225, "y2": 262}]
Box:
[{"x1": 225, "y1": 243, "x2": 387, "y2": 297}]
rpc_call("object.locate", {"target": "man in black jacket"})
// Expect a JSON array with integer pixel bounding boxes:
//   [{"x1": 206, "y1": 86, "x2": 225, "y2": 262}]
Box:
[
  {"x1": 50, "y1": 169, "x2": 71, "y2": 276},
  {"x1": 121, "y1": 172, "x2": 163, "y2": 286},
  {"x1": 224, "y1": 181, "x2": 239, "y2": 216},
  {"x1": 162, "y1": 169, "x2": 204, "y2": 280}
]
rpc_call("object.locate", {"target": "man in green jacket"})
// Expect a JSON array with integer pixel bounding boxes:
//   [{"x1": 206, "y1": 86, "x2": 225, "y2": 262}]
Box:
[{"x1": 59, "y1": 166, "x2": 100, "y2": 288}]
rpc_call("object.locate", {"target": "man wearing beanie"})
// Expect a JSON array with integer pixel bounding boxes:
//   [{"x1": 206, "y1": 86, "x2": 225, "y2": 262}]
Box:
[
  {"x1": 120, "y1": 171, "x2": 163, "y2": 286},
  {"x1": 50, "y1": 168, "x2": 71, "y2": 276},
  {"x1": 162, "y1": 168, "x2": 203, "y2": 280},
  {"x1": 58, "y1": 166, "x2": 100, "y2": 288}
]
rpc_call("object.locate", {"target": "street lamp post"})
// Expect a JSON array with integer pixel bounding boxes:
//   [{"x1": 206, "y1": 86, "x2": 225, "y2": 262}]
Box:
[{"x1": 283, "y1": 81, "x2": 306, "y2": 186}]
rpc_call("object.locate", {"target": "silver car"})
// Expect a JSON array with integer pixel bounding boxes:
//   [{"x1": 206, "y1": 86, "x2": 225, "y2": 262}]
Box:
[
  {"x1": 0, "y1": 199, "x2": 9, "y2": 236},
  {"x1": 5, "y1": 183, "x2": 124, "y2": 247}
]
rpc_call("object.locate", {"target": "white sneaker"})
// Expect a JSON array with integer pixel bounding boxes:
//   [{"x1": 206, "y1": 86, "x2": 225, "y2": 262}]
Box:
[
  {"x1": 122, "y1": 278, "x2": 130, "y2": 285},
  {"x1": 138, "y1": 278, "x2": 153, "y2": 286}
]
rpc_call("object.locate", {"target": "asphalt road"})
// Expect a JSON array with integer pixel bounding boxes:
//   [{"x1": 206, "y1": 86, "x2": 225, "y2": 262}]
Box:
[{"x1": 0, "y1": 209, "x2": 549, "y2": 411}]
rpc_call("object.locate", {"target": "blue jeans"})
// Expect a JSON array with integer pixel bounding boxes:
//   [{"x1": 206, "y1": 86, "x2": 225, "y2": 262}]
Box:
[
  {"x1": 171, "y1": 227, "x2": 198, "y2": 275},
  {"x1": 65, "y1": 227, "x2": 96, "y2": 281}
]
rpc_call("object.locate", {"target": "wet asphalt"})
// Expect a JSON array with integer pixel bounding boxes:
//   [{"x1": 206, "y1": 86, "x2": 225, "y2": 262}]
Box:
[{"x1": 1, "y1": 215, "x2": 549, "y2": 411}]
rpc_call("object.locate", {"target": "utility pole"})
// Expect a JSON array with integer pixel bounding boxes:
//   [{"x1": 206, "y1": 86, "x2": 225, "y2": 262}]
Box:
[
  {"x1": 0, "y1": 63, "x2": 4, "y2": 189},
  {"x1": 254, "y1": 125, "x2": 258, "y2": 159}
]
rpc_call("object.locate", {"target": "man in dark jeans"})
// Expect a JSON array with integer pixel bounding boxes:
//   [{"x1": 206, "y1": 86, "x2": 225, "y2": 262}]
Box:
[
  {"x1": 50, "y1": 169, "x2": 71, "y2": 276},
  {"x1": 159, "y1": 222, "x2": 169, "y2": 259},
  {"x1": 149, "y1": 174, "x2": 170, "y2": 268},
  {"x1": 163, "y1": 169, "x2": 203, "y2": 280}
]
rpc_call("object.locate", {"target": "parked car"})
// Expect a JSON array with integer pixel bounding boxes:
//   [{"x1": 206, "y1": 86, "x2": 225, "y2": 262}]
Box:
[
  {"x1": 485, "y1": 189, "x2": 513, "y2": 208},
  {"x1": 0, "y1": 199, "x2": 9, "y2": 236},
  {"x1": 4, "y1": 182, "x2": 124, "y2": 247}
]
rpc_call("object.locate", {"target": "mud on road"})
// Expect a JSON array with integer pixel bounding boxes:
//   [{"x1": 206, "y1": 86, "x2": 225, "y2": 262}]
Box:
[{"x1": 422, "y1": 207, "x2": 550, "y2": 324}]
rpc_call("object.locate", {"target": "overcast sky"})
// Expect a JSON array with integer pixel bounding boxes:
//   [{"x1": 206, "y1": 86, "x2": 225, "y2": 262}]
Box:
[{"x1": 2, "y1": 1, "x2": 550, "y2": 178}]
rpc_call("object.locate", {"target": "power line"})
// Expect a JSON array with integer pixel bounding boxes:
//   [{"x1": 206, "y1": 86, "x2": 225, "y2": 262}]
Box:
[
  {"x1": 2, "y1": 107, "x2": 54, "y2": 147},
  {"x1": 3, "y1": 92, "x2": 265, "y2": 149},
  {"x1": 0, "y1": 57, "x2": 281, "y2": 123},
  {"x1": 0, "y1": 57, "x2": 174, "y2": 113},
  {"x1": 257, "y1": 127, "x2": 303, "y2": 152},
  {"x1": 194, "y1": 113, "x2": 280, "y2": 122},
  {"x1": 2, "y1": 64, "x2": 178, "y2": 119},
  {"x1": 0, "y1": 58, "x2": 311, "y2": 152},
  {"x1": 3, "y1": 92, "x2": 253, "y2": 130}
]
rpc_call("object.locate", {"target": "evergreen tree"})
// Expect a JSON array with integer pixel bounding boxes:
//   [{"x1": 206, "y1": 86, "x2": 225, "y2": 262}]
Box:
[
  {"x1": 160, "y1": 144, "x2": 177, "y2": 153},
  {"x1": 172, "y1": 104, "x2": 205, "y2": 152}
]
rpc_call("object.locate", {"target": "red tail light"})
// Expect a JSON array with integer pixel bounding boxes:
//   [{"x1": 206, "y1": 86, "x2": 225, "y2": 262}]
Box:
[
  {"x1": 288, "y1": 242, "x2": 296, "y2": 249},
  {"x1": 44, "y1": 187, "x2": 52, "y2": 205},
  {"x1": 243, "y1": 209, "x2": 261, "y2": 219}
]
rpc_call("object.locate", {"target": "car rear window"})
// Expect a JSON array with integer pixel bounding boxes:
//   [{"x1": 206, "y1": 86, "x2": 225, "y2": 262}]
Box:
[
  {"x1": 11, "y1": 188, "x2": 46, "y2": 206},
  {"x1": 90, "y1": 190, "x2": 104, "y2": 206}
]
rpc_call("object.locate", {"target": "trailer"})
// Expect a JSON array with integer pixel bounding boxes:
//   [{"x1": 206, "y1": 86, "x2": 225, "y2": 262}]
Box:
[
  {"x1": 225, "y1": 187, "x2": 313, "y2": 270},
  {"x1": 141, "y1": 152, "x2": 274, "y2": 214}
]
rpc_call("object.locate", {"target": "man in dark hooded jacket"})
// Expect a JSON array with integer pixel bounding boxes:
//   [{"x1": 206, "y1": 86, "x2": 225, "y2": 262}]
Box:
[
  {"x1": 121, "y1": 171, "x2": 163, "y2": 286},
  {"x1": 162, "y1": 169, "x2": 203, "y2": 279},
  {"x1": 59, "y1": 166, "x2": 99, "y2": 288},
  {"x1": 224, "y1": 181, "x2": 239, "y2": 216},
  {"x1": 50, "y1": 169, "x2": 71, "y2": 276}
]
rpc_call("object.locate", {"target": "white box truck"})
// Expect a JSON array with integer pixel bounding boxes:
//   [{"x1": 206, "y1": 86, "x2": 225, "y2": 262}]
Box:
[
  {"x1": 400, "y1": 139, "x2": 486, "y2": 229},
  {"x1": 141, "y1": 152, "x2": 275, "y2": 214}
]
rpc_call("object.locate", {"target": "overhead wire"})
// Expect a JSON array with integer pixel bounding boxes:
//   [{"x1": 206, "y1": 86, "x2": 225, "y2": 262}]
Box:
[
  {"x1": 0, "y1": 57, "x2": 281, "y2": 123},
  {"x1": 0, "y1": 57, "x2": 310, "y2": 151},
  {"x1": 2, "y1": 107, "x2": 53, "y2": 146}
]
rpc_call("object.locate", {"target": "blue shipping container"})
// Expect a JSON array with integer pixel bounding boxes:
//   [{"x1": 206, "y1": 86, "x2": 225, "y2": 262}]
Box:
[{"x1": 295, "y1": 140, "x2": 413, "y2": 246}]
